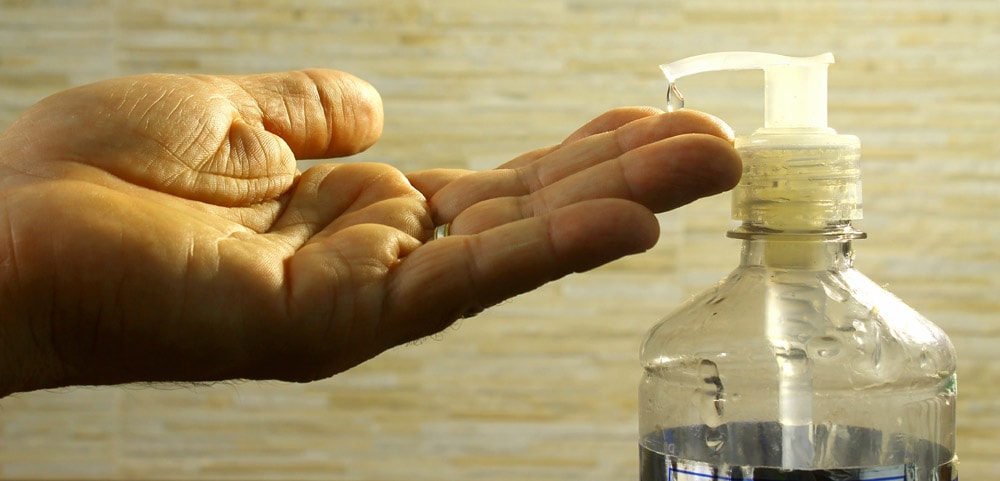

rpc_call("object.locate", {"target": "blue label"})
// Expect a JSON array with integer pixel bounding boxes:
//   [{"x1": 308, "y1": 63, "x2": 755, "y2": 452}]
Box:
[{"x1": 665, "y1": 457, "x2": 957, "y2": 481}]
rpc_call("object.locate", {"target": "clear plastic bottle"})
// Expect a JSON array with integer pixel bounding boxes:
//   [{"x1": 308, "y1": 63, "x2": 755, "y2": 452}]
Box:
[{"x1": 639, "y1": 52, "x2": 957, "y2": 480}]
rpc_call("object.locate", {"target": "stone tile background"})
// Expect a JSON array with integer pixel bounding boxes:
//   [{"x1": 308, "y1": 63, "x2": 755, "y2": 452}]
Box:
[{"x1": 0, "y1": 0, "x2": 997, "y2": 479}]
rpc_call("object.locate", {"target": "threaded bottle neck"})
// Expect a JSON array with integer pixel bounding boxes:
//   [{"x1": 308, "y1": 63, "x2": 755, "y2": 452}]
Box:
[{"x1": 732, "y1": 129, "x2": 862, "y2": 231}]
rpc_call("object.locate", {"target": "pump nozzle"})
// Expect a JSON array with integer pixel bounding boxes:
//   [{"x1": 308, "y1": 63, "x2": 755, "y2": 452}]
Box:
[
  {"x1": 659, "y1": 51, "x2": 862, "y2": 229},
  {"x1": 660, "y1": 52, "x2": 834, "y2": 130}
]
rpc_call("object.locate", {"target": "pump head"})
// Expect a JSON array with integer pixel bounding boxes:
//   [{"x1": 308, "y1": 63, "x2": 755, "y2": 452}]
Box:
[
  {"x1": 661, "y1": 52, "x2": 834, "y2": 131},
  {"x1": 659, "y1": 51, "x2": 862, "y2": 230}
]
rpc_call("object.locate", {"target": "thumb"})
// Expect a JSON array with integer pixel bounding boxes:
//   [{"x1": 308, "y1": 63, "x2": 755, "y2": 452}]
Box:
[
  {"x1": 227, "y1": 69, "x2": 384, "y2": 159},
  {"x1": 2, "y1": 70, "x2": 383, "y2": 207},
  {"x1": 174, "y1": 69, "x2": 384, "y2": 205}
]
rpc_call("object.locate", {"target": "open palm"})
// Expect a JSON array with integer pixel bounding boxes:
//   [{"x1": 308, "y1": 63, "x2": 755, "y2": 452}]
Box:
[{"x1": 0, "y1": 70, "x2": 740, "y2": 396}]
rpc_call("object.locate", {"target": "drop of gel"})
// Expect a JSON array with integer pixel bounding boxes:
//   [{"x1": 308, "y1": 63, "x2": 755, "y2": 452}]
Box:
[{"x1": 667, "y1": 82, "x2": 685, "y2": 112}]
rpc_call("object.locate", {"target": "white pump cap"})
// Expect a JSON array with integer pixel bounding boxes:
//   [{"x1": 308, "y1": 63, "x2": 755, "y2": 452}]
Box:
[
  {"x1": 660, "y1": 51, "x2": 863, "y2": 230},
  {"x1": 660, "y1": 51, "x2": 835, "y2": 130}
]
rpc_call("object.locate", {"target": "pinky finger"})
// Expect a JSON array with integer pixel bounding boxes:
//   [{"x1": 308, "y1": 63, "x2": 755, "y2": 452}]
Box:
[
  {"x1": 560, "y1": 106, "x2": 663, "y2": 145},
  {"x1": 497, "y1": 106, "x2": 662, "y2": 170}
]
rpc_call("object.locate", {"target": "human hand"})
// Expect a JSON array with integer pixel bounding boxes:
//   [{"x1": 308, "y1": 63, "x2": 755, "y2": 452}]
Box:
[{"x1": 0, "y1": 69, "x2": 739, "y2": 397}]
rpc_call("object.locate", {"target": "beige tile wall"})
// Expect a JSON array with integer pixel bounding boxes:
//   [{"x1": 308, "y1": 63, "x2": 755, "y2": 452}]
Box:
[{"x1": 1, "y1": 0, "x2": 997, "y2": 479}]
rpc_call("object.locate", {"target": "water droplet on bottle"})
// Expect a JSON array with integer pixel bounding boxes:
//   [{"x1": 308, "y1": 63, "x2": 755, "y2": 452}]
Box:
[
  {"x1": 697, "y1": 359, "x2": 725, "y2": 428},
  {"x1": 807, "y1": 335, "x2": 842, "y2": 359},
  {"x1": 705, "y1": 426, "x2": 726, "y2": 452},
  {"x1": 706, "y1": 291, "x2": 725, "y2": 305},
  {"x1": 918, "y1": 350, "x2": 932, "y2": 370},
  {"x1": 666, "y1": 82, "x2": 685, "y2": 112}
]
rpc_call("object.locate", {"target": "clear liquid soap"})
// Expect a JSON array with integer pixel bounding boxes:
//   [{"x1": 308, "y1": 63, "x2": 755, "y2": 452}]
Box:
[{"x1": 639, "y1": 52, "x2": 957, "y2": 481}]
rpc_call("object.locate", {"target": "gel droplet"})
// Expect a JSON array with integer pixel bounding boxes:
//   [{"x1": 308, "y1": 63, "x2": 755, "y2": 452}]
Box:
[{"x1": 667, "y1": 82, "x2": 685, "y2": 112}]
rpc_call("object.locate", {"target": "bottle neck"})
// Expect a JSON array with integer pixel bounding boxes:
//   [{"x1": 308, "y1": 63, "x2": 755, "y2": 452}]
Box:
[
  {"x1": 728, "y1": 222, "x2": 865, "y2": 271},
  {"x1": 731, "y1": 131, "x2": 863, "y2": 235}
]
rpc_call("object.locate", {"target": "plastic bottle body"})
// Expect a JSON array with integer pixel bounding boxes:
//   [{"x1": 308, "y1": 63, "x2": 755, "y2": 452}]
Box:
[
  {"x1": 638, "y1": 234, "x2": 957, "y2": 480},
  {"x1": 645, "y1": 49, "x2": 954, "y2": 479}
]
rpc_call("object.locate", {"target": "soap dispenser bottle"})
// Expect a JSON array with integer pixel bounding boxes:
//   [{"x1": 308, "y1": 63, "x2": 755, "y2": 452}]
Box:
[{"x1": 638, "y1": 52, "x2": 957, "y2": 481}]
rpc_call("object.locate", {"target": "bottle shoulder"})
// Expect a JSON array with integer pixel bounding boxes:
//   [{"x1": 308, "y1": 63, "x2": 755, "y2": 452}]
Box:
[{"x1": 640, "y1": 265, "x2": 956, "y2": 377}]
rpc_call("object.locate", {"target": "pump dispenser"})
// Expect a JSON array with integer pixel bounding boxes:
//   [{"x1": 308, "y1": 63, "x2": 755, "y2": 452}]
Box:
[{"x1": 638, "y1": 52, "x2": 957, "y2": 480}]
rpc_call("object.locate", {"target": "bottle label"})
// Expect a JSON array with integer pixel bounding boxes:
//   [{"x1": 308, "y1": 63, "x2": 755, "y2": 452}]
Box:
[{"x1": 665, "y1": 457, "x2": 957, "y2": 481}]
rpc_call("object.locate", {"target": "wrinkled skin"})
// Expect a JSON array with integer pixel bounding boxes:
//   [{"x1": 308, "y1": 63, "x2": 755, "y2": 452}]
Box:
[{"x1": 0, "y1": 69, "x2": 741, "y2": 397}]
